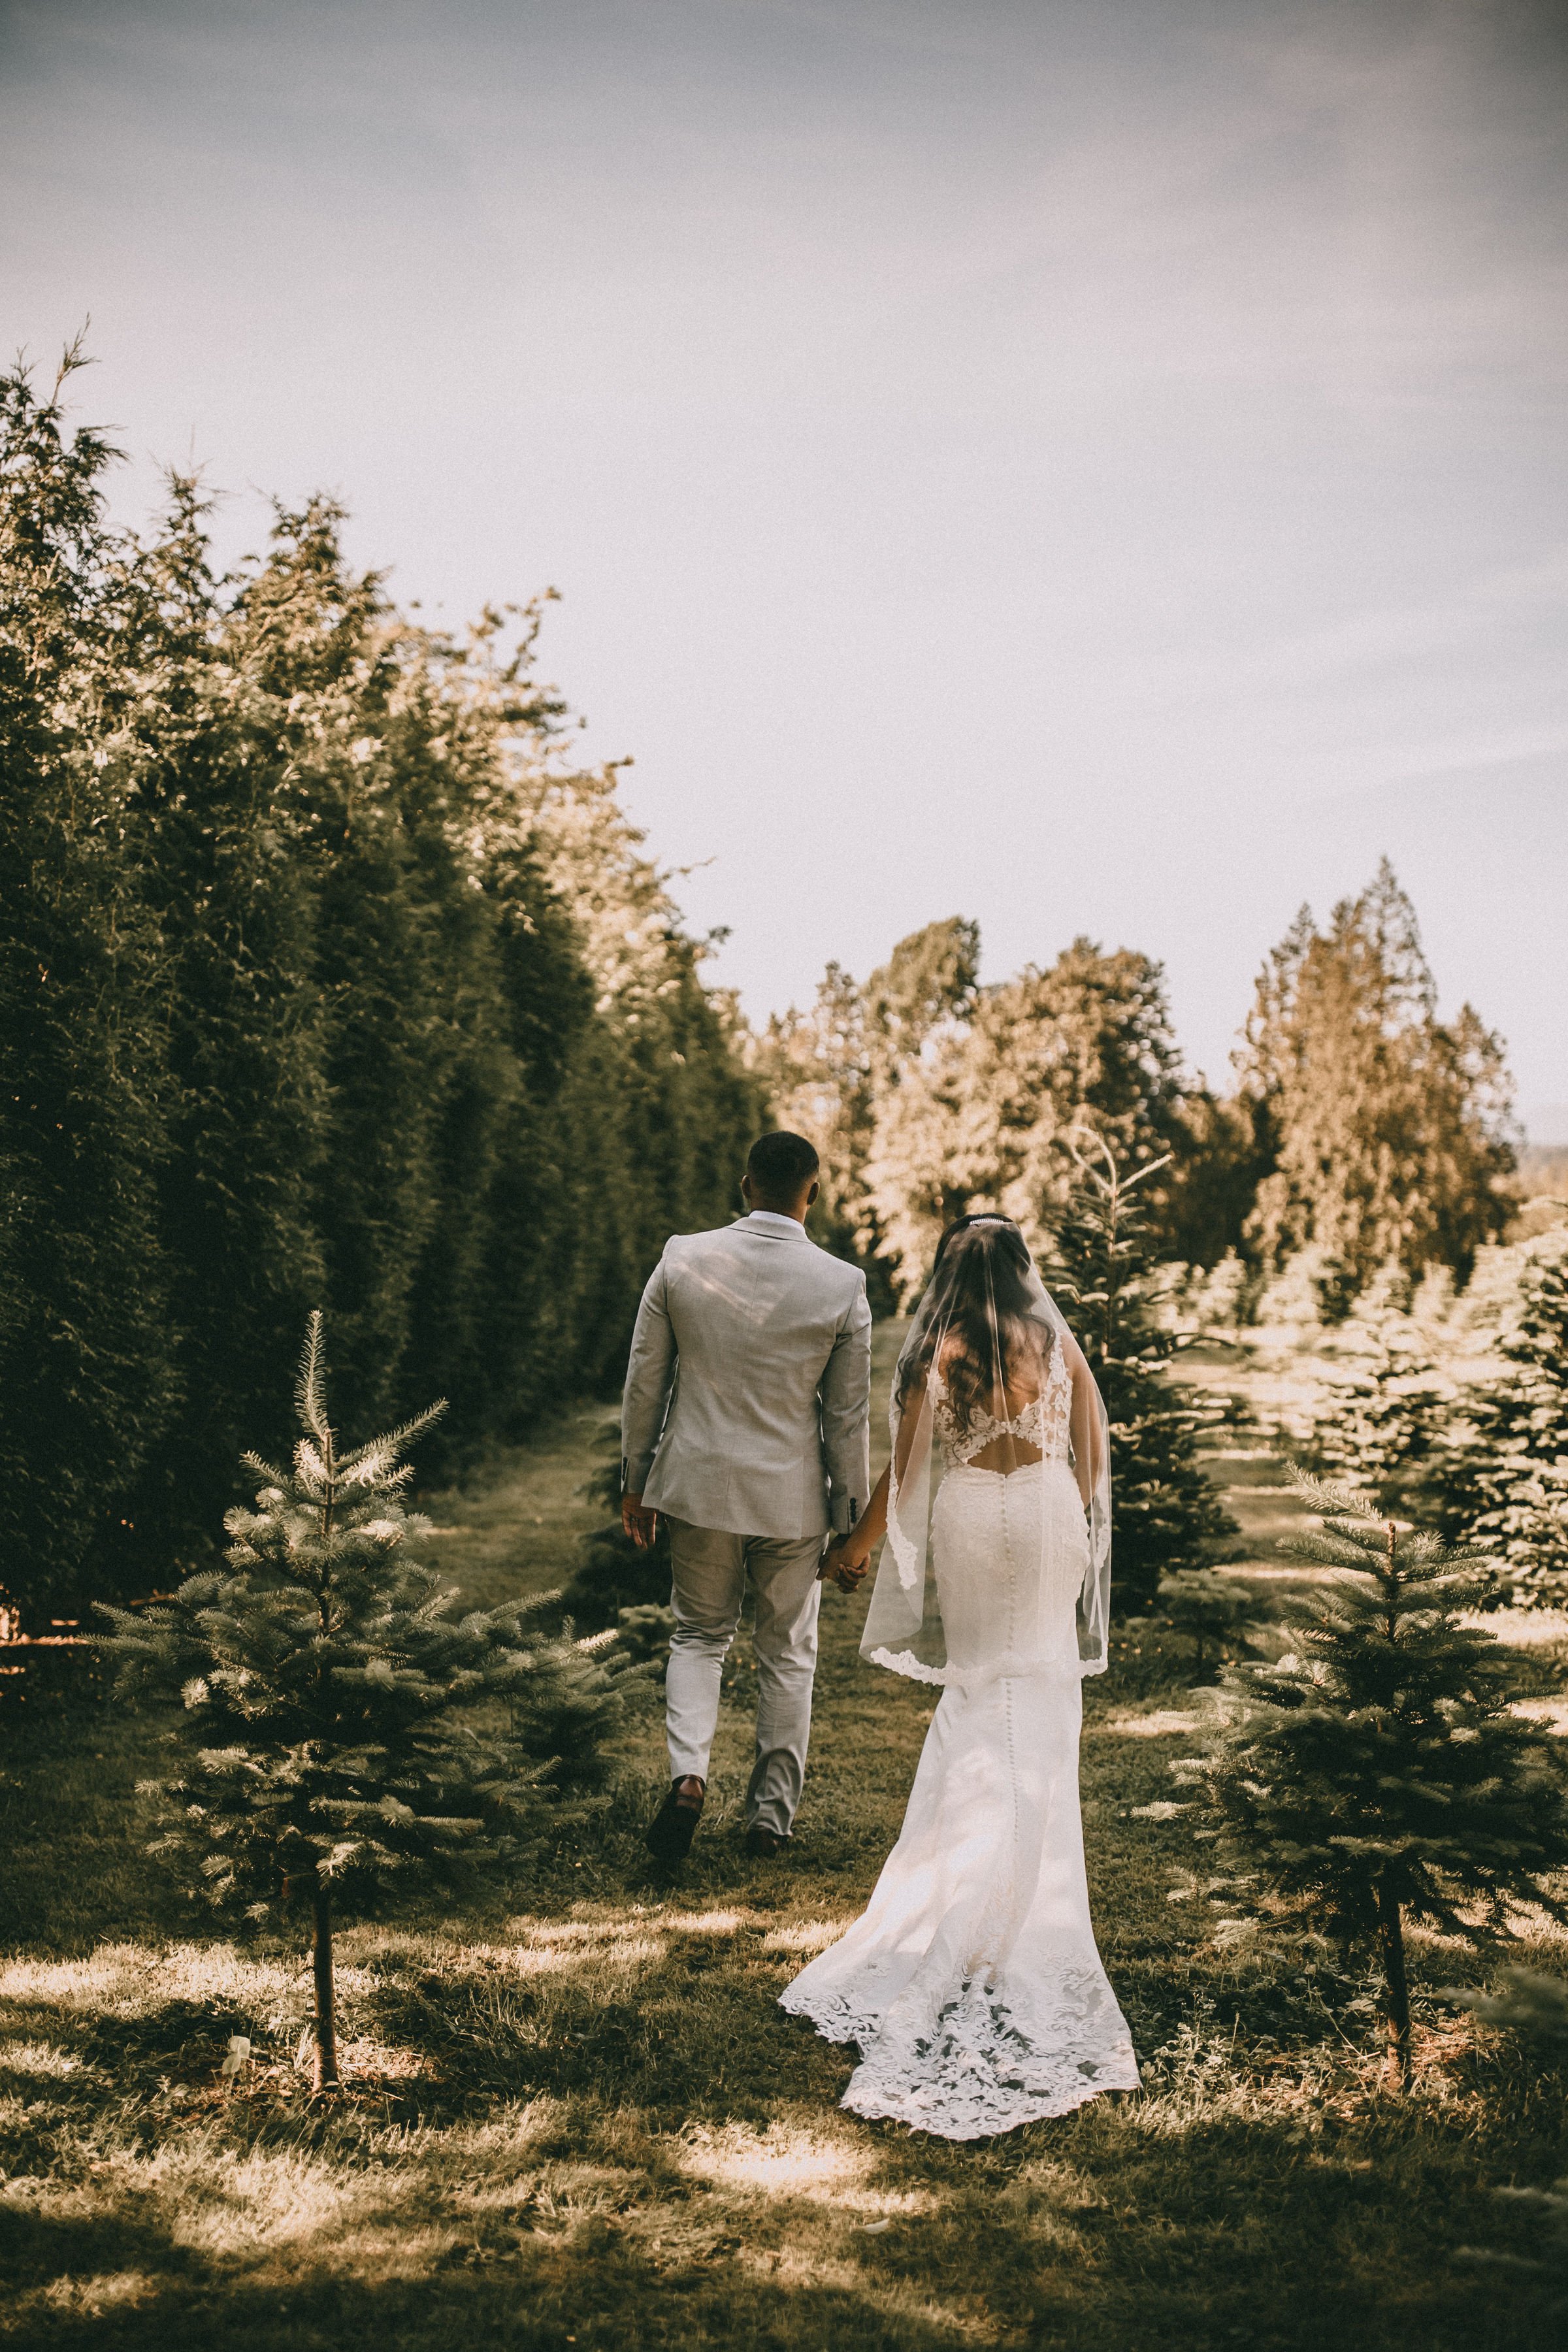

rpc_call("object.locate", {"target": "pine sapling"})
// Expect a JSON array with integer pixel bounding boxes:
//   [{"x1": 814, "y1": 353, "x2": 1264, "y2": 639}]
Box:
[
  {"x1": 1158, "y1": 1571, "x2": 1267, "y2": 1682},
  {"x1": 100, "y1": 1312, "x2": 636, "y2": 2091},
  {"x1": 1290, "y1": 1269, "x2": 1447, "y2": 1516},
  {"x1": 1181, "y1": 1472, "x2": 1568, "y2": 2089},
  {"x1": 1047, "y1": 1131, "x2": 1235, "y2": 1610},
  {"x1": 1438, "y1": 1233, "x2": 1568, "y2": 1601}
]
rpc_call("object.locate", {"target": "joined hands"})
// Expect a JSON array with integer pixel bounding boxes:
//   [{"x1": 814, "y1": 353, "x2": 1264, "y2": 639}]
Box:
[
  {"x1": 820, "y1": 1537, "x2": 870, "y2": 1593},
  {"x1": 622, "y1": 1494, "x2": 871, "y2": 1590}
]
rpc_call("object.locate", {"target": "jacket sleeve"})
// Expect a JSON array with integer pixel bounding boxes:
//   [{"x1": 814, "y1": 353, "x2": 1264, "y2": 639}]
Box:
[
  {"x1": 621, "y1": 1252, "x2": 676, "y2": 1495},
  {"x1": 819, "y1": 1275, "x2": 873, "y2": 1535}
]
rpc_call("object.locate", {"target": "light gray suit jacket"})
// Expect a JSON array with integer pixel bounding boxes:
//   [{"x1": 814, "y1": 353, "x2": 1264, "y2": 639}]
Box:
[{"x1": 621, "y1": 1213, "x2": 872, "y2": 1542}]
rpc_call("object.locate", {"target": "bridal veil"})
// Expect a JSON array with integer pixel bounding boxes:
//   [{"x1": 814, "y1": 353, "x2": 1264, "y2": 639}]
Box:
[{"x1": 858, "y1": 1216, "x2": 1112, "y2": 1682}]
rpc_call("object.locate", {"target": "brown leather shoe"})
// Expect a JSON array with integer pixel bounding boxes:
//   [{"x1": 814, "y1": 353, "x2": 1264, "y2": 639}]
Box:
[
  {"x1": 744, "y1": 1823, "x2": 792, "y2": 1859},
  {"x1": 645, "y1": 1776, "x2": 705, "y2": 1863}
]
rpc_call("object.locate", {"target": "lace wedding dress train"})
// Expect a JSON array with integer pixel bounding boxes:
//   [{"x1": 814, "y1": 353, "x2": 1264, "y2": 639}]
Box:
[{"x1": 780, "y1": 1380, "x2": 1139, "y2": 2140}]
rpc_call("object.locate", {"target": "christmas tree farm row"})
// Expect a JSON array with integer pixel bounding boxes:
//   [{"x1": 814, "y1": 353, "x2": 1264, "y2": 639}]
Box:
[{"x1": 1, "y1": 353, "x2": 759, "y2": 1615}]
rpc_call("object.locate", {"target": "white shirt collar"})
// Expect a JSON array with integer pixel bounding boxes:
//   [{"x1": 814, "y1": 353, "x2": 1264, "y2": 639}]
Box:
[{"x1": 743, "y1": 1210, "x2": 809, "y2": 1241}]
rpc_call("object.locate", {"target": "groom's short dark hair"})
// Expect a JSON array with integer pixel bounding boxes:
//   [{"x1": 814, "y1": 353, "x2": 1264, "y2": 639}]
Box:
[{"x1": 747, "y1": 1130, "x2": 819, "y2": 1201}]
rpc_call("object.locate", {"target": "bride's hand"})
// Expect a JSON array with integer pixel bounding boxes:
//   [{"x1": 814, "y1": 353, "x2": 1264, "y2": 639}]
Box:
[{"x1": 821, "y1": 1539, "x2": 870, "y2": 1593}]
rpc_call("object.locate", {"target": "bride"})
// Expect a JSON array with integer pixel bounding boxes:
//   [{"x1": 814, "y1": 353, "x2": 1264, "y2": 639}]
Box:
[{"x1": 779, "y1": 1213, "x2": 1139, "y2": 2140}]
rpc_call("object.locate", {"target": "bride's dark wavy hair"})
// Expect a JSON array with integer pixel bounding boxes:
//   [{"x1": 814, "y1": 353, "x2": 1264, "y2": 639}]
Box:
[{"x1": 896, "y1": 1214, "x2": 1051, "y2": 1431}]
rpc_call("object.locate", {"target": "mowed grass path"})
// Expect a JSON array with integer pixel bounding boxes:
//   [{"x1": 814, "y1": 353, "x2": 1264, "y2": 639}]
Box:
[{"x1": 2, "y1": 1325, "x2": 1565, "y2": 2351}]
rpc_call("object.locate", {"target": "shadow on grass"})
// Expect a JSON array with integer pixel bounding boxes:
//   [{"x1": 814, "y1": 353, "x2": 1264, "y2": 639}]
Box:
[
  {"x1": 6, "y1": 2094, "x2": 1562, "y2": 2352},
  {"x1": 364, "y1": 1927, "x2": 859, "y2": 2125},
  {"x1": 1, "y1": 1910, "x2": 1563, "y2": 2352},
  {"x1": 8, "y1": 2214, "x2": 985, "y2": 2352},
  {"x1": 1, "y1": 2200, "x2": 205, "y2": 2310}
]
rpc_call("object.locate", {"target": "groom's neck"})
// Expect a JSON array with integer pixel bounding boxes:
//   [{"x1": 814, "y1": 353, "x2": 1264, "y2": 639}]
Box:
[{"x1": 741, "y1": 1180, "x2": 813, "y2": 1224}]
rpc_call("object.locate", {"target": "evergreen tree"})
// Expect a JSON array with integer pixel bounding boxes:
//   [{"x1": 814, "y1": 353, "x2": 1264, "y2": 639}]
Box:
[
  {"x1": 858, "y1": 931, "x2": 1211, "y2": 1298},
  {"x1": 758, "y1": 916, "x2": 1267, "y2": 1309},
  {"x1": 1046, "y1": 1133, "x2": 1235, "y2": 1611},
  {"x1": 753, "y1": 959, "x2": 886, "y2": 1287},
  {"x1": 1434, "y1": 1232, "x2": 1568, "y2": 1601},
  {"x1": 232, "y1": 502, "x2": 446, "y2": 1442},
  {"x1": 749, "y1": 919, "x2": 983, "y2": 1299},
  {"x1": 111, "y1": 478, "x2": 330, "y2": 1574},
  {"x1": 1467, "y1": 1965, "x2": 1568, "y2": 2056},
  {"x1": 1156, "y1": 1093, "x2": 1271, "y2": 1273},
  {"x1": 1158, "y1": 1571, "x2": 1264, "y2": 1682},
  {"x1": 1288, "y1": 1267, "x2": 1448, "y2": 1518},
  {"x1": 1238, "y1": 862, "x2": 1515, "y2": 1293},
  {"x1": 1183, "y1": 1473, "x2": 1568, "y2": 2088},
  {"x1": 481, "y1": 736, "x2": 764, "y2": 1379},
  {"x1": 0, "y1": 350, "x2": 178, "y2": 1606},
  {"x1": 1171, "y1": 1248, "x2": 1254, "y2": 1340},
  {"x1": 99, "y1": 1315, "x2": 636, "y2": 2090},
  {"x1": 0, "y1": 351, "x2": 761, "y2": 1613},
  {"x1": 866, "y1": 916, "x2": 983, "y2": 1074}
]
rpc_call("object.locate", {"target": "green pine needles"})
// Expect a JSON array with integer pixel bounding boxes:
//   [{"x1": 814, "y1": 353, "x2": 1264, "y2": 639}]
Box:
[
  {"x1": 1157, "y1": 1571, "x2": 1265, "y2": 1682},
  {"x1": 1293, "y1": 1271, "x2": 1446, "y2": 1517},
  {"x1": 99, "y1": 1313, "x2": 637, "y2": 2091},
  {"x1": 1182, "y1": 1471, "x2": 1568, "y2": 2089},
  {"x1": 1446, "y1": 1233, "x2": 1568, "y2": 1603},
  {"x1": 1048, "y1": 1133, "x2": 1236, "y2": 1612},
  {"x1": 1, "y1": 351, "x2": 762, "y2": 1620}
]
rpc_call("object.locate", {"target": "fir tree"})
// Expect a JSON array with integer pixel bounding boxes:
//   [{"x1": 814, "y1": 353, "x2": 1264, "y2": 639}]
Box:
[
  {"x1": 863, "y1": 932, "x2": 1199, "y2": 1295},
  {"x1": 1173, "y1": 1249, "x2": 1253, "y2": 1340},
  {"x1": 1, "y1": 348, "x2": 760, "y2": 1612},
  {"x1": 1290, "y1": 1267, "x2": 1448, "y2": 1517},
  {"x1": 1158, "y1": 1571, "x2": 1265, "y2": 1682},
  {"x1": 1046, "y1": 1133, "x2": 1235, "y2": 1612},
  {"x1": 1454, "y1": 1968, "x2": 1568, "y2": 2294},
  {"x1": 753, "y1": 958, "x2": 888, "y2": 1293},
  {"x1": 1182, "y1": 1473, "x2": 1568, "y2": 2088},
  {"x1": 99, "y1": 1314, "x2": 636, "y2": 2091},
  {"x1": 762, "y1": 920, "x2": 1239, "y2": 1310},
  {"x1": 1237, "y1": 862, "x2": 1514, "y2": 1292},
  {"x1": 113, "y1": 478, "x2": 330, "y2": 1575},
  {"x1": 1436, "y1": 1233, "x2": 1568, "y2": 1603},
  {"x1": 0, "y1": 349, "x2": 179, "y2": 1605}
]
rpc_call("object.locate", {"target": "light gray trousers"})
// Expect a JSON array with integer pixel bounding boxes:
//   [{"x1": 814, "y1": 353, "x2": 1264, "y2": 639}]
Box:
[{"x1": 663, "y1": 1520, "x2": 825, "y2": 1837}]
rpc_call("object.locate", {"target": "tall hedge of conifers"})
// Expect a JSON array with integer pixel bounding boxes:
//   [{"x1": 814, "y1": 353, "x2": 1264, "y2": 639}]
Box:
[{"x1": 0, "y1": 353, "x2": 759, "y2": 1612}]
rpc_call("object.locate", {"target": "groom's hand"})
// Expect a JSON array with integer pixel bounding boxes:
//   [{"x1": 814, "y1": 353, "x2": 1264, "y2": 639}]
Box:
[
  {"x1": 622, "y1": 1492, "x2": 659, "y2": 1550},
  {"x1": 821, "y1": 1539, "x2": 869, "y2": 1593}
]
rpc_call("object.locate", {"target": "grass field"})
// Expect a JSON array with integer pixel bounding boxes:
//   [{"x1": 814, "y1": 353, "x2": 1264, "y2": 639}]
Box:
[{"x1": 2, "y1": 1326, "x2": 1565, "y2": 2350}]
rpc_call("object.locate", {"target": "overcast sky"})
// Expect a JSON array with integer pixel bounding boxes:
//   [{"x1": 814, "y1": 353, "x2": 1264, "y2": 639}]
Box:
[{"x1": 3, "y1": 0, "x2": 1565, "y2": 1128}]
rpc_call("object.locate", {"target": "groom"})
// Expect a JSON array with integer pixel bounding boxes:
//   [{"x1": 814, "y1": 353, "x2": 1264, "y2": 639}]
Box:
[{"x1": 621, "y1": 1132, "x2": 872, "y2": 1863}]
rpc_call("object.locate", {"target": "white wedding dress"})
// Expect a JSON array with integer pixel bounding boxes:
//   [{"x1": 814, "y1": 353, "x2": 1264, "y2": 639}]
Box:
[{"x1": 780, "y1": 1354, "x2": 1140, "y2": 2140}]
